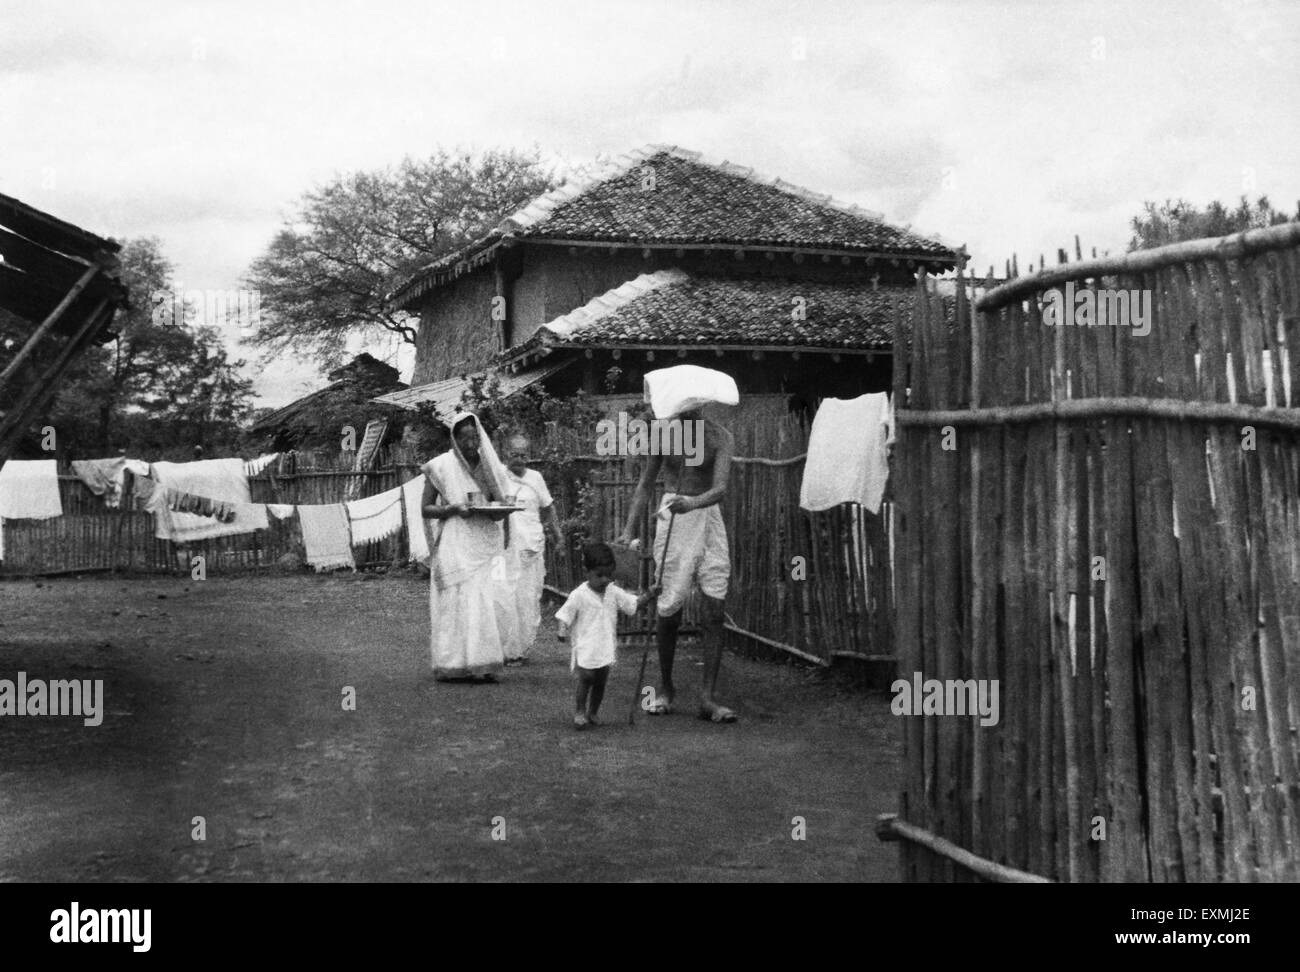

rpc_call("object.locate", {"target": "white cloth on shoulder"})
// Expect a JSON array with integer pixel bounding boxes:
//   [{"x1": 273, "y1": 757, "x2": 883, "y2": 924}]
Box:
[
  {"x1": 643, "y1": 364, "x2": 739, "y2": 419},
  {"x1": 402, "y1": 475, "x2": 430, "y2": 565},
  {"x1": 422, "y1": 413, "x2": 512, "y2": 590},
  {"x1": 799, "y1": 393, "x2": 891, "y2": 514},
  {"x1": 0, "y1": 459, "x2": 62, "y2": 519}
]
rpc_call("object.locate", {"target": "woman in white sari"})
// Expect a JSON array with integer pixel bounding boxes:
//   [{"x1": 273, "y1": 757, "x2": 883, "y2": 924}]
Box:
[{"x1": 421, "y1": 412, "x2": 519, "y2": 681}]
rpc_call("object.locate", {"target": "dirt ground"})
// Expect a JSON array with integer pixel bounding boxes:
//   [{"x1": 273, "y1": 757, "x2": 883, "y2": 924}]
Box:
[{"x1": 0, "y1": 572, "x2": 901, "y2": 882}]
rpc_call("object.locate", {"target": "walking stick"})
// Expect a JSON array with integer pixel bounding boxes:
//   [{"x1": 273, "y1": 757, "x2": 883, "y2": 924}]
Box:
[{"x1": 629, "y1": 509, "x2": 675, "y2": 725}]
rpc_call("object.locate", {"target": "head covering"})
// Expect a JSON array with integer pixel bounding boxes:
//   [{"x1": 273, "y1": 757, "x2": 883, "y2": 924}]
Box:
[
  {"x1": 643, "y1": 364, "x2": 739, "y2": 419},
  {"x1": 443, "y1": 411, "x2": 512, "y2": 502}
]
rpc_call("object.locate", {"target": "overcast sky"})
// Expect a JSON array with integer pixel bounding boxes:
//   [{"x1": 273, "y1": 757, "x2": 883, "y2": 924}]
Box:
[{"x1": 4, "y1": 0, "x2": 1298, "y2": 406}]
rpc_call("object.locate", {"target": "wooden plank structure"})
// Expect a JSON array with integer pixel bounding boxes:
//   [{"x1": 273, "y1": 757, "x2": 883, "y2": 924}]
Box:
[
  {"x1": 886, "y1": 222, "x2": 1300, "y2": 881},
  {"x1": 0, "y1": 192, "x2": 128, "y2": 464}
]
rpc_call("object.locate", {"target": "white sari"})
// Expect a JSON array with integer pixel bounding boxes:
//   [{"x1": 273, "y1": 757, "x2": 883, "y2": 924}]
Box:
[{"x1": 423, "y1": 413, "x2": 519, "y2": 678}]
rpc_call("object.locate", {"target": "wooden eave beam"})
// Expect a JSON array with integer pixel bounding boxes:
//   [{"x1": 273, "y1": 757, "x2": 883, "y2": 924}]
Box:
[
  {"x1": 0, "y1": 192, "x2": 119, "y2": 262},
  {"x1": 544, "y1": 341, "x2": 890, "y2": 356},
  {"x1": 523, "y1": 236, "x2": 956, "y2": 266}
]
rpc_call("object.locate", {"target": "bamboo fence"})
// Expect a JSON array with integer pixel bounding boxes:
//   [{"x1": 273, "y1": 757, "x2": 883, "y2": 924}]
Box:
[
  {"x1": 535, "y1": 407, "x2": 893, "y2": 662},
  {"x1": 890, "y1": 222, "x2": 1300, "y2": 882}
]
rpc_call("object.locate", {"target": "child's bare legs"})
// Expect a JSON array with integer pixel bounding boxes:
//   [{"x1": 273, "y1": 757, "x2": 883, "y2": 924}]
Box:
[
  {"x1": 574, "y1": 668, "x2": 592, "y2": 727},
  {"x1": 586, "y1": 665, "x2": 610, "y2": 723},
  {"x1": 574, "y1": 665, "x2": 611, "y2": 728}
]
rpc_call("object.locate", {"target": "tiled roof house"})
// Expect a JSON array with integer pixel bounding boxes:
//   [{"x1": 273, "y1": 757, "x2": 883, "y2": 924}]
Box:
[{"x1": 380, "y1": 145, "x2": 960, "y2": 417}]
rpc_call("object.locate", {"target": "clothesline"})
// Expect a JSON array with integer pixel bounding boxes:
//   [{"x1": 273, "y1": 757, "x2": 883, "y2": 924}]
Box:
[
  {"x1": 133, "y1": 474, "x2": 418, "y2": 571},
  {"x1": 0, "y1": 455, "x2": 420, "y2": 573}
]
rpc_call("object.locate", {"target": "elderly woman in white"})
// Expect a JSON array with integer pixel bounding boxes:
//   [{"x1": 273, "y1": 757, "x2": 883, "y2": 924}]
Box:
[{"x1": 501, "y1": 434, "x2": 563, "y2": 664}]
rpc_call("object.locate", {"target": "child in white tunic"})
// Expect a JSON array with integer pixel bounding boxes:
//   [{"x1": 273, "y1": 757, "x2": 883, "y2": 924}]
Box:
[{"x1": 556, "y1": 542, "x2": 655, "y2": 729}]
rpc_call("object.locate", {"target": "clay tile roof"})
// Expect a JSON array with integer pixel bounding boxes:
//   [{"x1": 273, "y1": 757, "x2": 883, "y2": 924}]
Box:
[
  {"x1": 390, "y1": 144, "x2": 956, "y2": 308},
  {"x1": 506, "y1": 270, "x2": 927, "y2": 356}
]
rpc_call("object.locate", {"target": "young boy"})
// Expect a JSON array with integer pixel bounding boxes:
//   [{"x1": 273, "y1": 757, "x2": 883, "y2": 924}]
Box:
[{"x1": 556, "y1": 541, "x2": 655, "y2": 729}]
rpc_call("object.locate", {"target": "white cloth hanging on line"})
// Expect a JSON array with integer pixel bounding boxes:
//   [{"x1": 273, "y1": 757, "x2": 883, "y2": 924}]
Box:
[
  {"x1": 243, "y1": 453, "x2": 279, "y2": 477},
  {"x1": 297, "y1": 504, "x2": 355, "y2": 571},
  {"x1": 150, "y1": 459, "x2": 268, "y2": 541},
  {"x1": 0, "y1": 459, "x2": 63, "y2": 519},
  {"x1": 345, "y1": 486, "x2": 404, "y2": 546},
  {"x1": 69, "y1": 457, "x2": 150, "y2": 508},
  {"x1": 799, "y1": 393, "x2": 892, "y2": 514}
]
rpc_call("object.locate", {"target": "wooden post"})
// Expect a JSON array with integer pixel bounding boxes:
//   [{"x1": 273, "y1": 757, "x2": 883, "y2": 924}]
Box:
[{"x1": 111, "y1": 469, "x2": 134, "y2": 573}]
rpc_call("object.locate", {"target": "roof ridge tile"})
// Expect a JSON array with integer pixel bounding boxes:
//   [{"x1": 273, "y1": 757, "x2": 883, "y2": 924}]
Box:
[{"x1": 543, "y1": 268, "x2": 688, "y2": 338}]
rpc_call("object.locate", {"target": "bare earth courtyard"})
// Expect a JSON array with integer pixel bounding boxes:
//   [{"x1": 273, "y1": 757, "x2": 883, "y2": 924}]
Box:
[{"x1": 0, "y1": 574, "x2": 899, "y2": 882}]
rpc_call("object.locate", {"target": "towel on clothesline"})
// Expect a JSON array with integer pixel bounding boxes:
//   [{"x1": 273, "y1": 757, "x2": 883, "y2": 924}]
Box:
[
  {"x1": 232, "y1": 502, "x2": 271, "y2": 527},
  {"x1": 267, "y1": 504, "x2": 295, "y2": 520},
  {"x1": 297, "y1": 504, "x2": 356, "y2": 571},
  {"x1": 130, "y1": 474, "x2": 157, "y2": 510},
  {"x1": 243, "y1": 453, "x2": 279, "y2": 477},
  {"x1": 70, "y1": 457, "x2": 150, "y2": 508},
  {"x1": 150, "y1": 459, "x2": 268, "y2": 541},
  {"x1": 643, "y1": 365, "x2": 739, "y2": 419},
  {"x1": 402, "y1": 474, "x2": 430, "y2": 565},
  {"x1": 345, "y1": 486, "x2": 404, "y2": 546},
  {"x1": 799, "y1": 393, "x2": 892, "y2": 515},
  {"x1": 0, "y1": 459, "x2": 63, "y2": 519}
]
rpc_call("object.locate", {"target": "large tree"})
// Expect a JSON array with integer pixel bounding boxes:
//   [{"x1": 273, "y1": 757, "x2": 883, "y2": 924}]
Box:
[
  {"x1": 45, "y1": 238, "x2": 255, "y2": 459},
  {"x1": 244, "y1": 147, "x2": 559, "y2": 369},
  {"x1": 1128, "y1": 195, "x2": 1298, "y2": 251}
]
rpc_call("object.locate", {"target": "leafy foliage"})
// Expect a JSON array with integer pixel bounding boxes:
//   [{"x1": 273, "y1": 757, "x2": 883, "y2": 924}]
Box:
[
  {"x1": 1128, "y1": 196, "x2": 1298, "y2": 251},
  {"x1": 244, "y1": 147, "x2": 559, "y2": 370},
  {"x1": 41, "y1": 238, "x2": 254, "y2": 460}
]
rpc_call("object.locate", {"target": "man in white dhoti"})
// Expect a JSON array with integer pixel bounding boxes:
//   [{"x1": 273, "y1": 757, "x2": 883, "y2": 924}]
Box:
[
  {"x1": 616, "y1": 366, "x2": 739, "y2": 722},
  {"x1": 502, "y1": 435, "x2": 563, "y2": 665},
  {"x1": 420, "y1": 412, "x2": 516, "y2": 682}
]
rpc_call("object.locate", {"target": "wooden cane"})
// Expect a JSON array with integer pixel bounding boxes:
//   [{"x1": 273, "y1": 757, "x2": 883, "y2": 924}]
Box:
[{"x1": 629, "y1": 509, "x2": 675, "y2": 725}]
